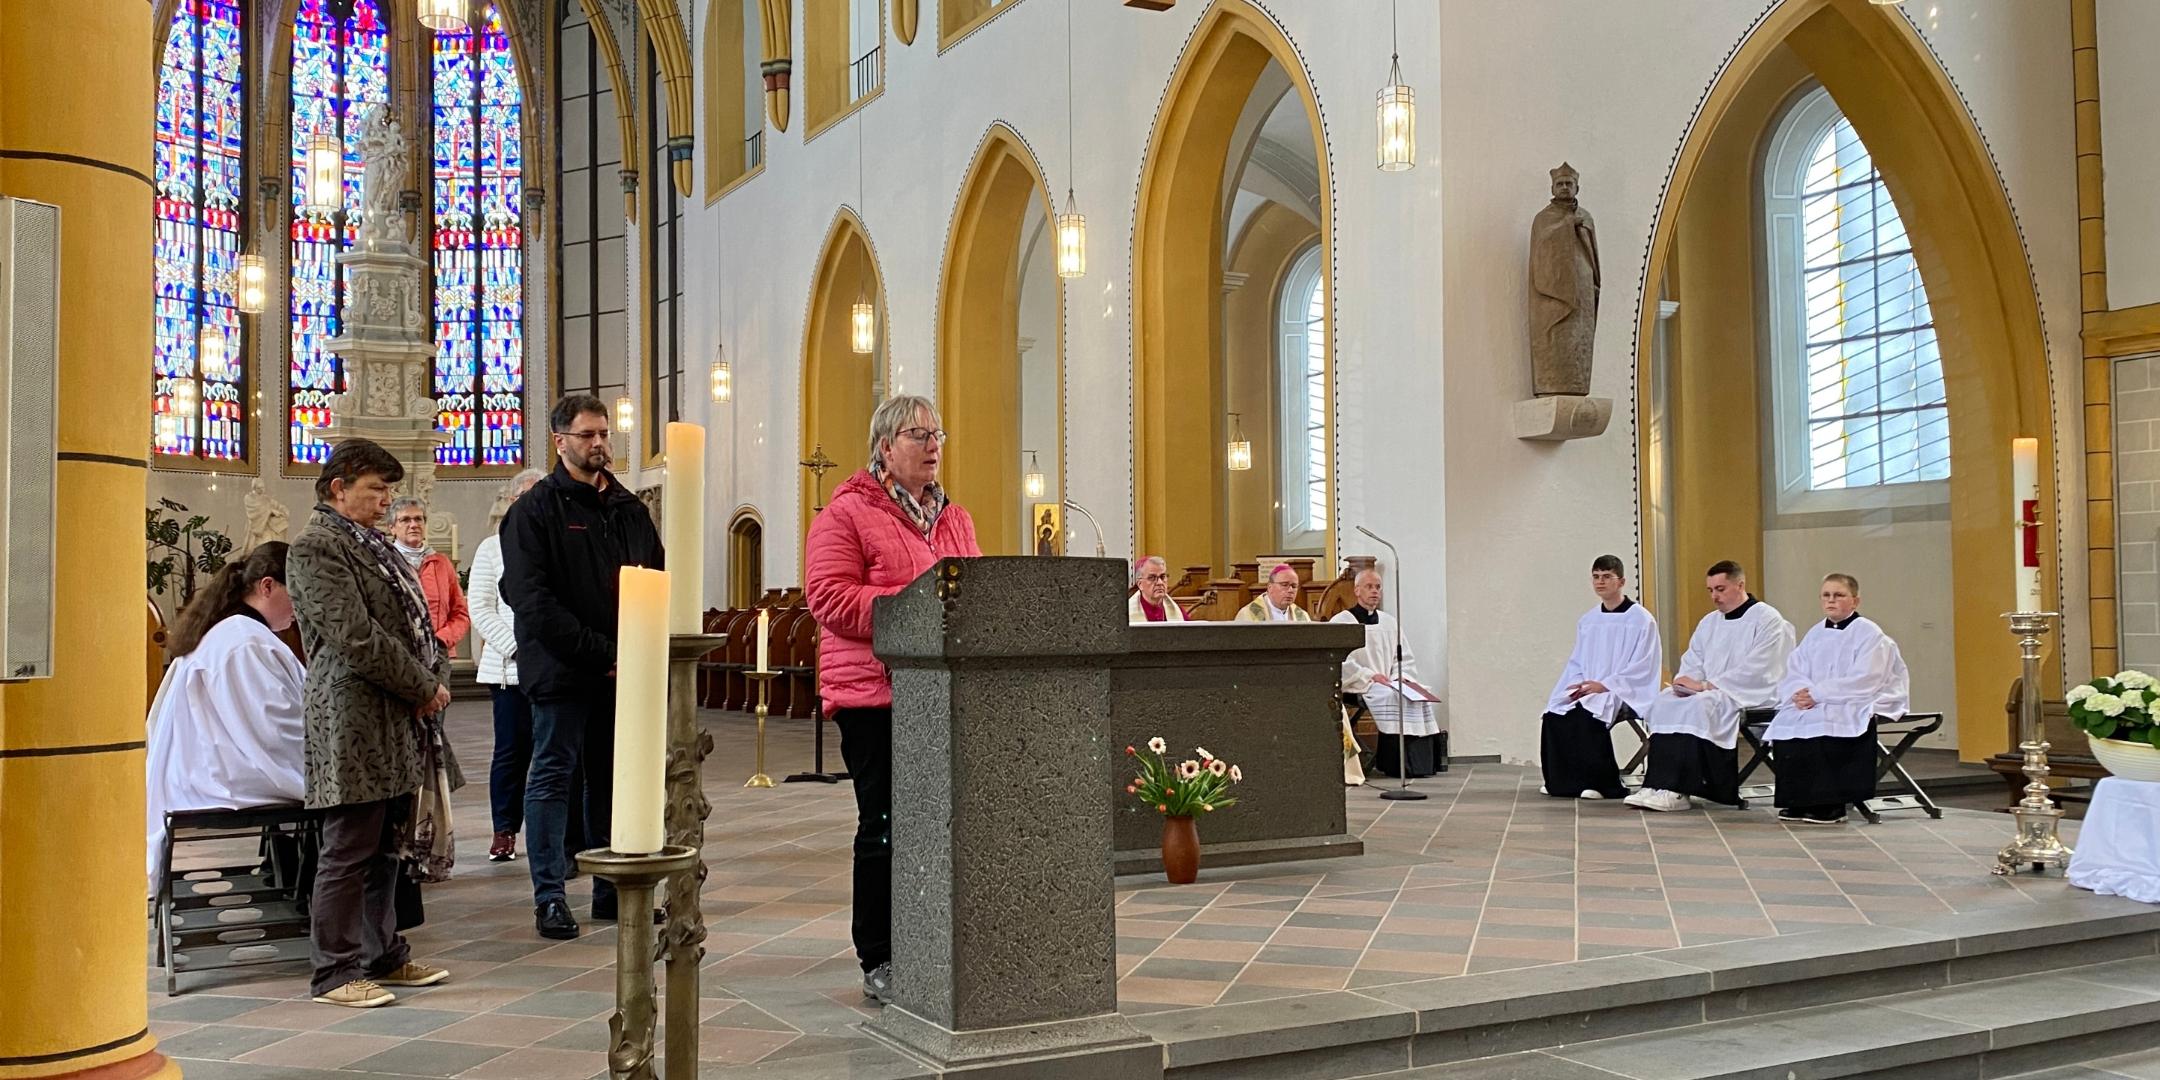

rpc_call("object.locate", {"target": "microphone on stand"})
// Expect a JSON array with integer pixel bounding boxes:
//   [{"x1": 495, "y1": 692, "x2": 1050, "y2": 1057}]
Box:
[{"x1": 1355, "y1": 526, "x2": 1427, "y2": 801}]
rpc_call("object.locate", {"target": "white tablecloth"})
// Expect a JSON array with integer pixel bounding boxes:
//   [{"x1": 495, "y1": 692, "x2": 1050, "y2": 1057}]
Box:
[{"x1": 2067, "y1": 776, "x2": 2160, "y2": 904}]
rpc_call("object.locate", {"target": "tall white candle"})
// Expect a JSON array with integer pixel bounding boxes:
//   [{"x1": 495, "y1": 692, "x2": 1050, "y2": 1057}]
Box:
[
  {"x1": 2013, "y1": 437, "x2": 2042, "y2": 613},
  {"x1": 612, "y1": 566, "x2": 669, "y2": 854},
  {"x1": 663, "y1": 422, "x2": 706, "y2": 634},
  {"x1": 756, "y1": 607, "x2": 771, "y2": 674}
]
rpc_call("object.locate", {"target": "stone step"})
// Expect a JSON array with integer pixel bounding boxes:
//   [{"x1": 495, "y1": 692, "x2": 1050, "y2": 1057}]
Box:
[
  {"x1": 1389, "y1": 956, "x2": 2160, "y2": 1079},
  {"x1": 1131, "y1": 894, "x2": 2160, "y2": 1080}
]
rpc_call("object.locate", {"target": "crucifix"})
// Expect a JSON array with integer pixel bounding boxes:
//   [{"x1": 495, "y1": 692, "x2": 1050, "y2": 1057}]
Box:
[{"x1": 800, "y1": 443, "x2": 838, "y2": 512}]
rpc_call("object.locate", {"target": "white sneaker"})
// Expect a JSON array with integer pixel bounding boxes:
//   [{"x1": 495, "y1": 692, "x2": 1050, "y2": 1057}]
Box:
[
  {"x1": 1623, "y1": 787, "x2": 1658, "y2": 808},
  {"x1": 1538, "y1": 785, "x2": 1549, "y2": 795},
  {"x1": 1579, "y1": 790, "x2": 1605, "y2": 800},
  {"x1": 1642, "y1": 789, "x2": 1693, "y2": 813}
]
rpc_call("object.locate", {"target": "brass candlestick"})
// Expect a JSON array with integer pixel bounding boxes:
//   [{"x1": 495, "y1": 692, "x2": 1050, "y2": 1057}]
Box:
[
  {"x1": 575, "y1": 846, "x2": 699, "y2": 1080},
  {"x1": 1993, "y1": 611, "x2": 2074, "y2": 876},
  {"x1": 745, "y1": 669, "x2": 778, "y2": 788},
  {"x1": 663, "y1": 633, "x2": 723, "y2": 1079}
]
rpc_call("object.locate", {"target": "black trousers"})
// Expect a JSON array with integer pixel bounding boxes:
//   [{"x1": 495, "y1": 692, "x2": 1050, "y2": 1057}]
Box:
[
  {"x1": 1772, "y1": 720, "x2": 1879, "y2": 813},
  {"x1": 833, "y1": 707, "x2": 892, "y2": 974},
  {"x1": 1642, "y1": 732, "x2": 1741, "y2": 806},
  {"x1": 1540, "y1": 707, "x2": 1628, "y2": 798},
  {"x1": 309, "y1": 796, "x2": 413, "y2": 995}
]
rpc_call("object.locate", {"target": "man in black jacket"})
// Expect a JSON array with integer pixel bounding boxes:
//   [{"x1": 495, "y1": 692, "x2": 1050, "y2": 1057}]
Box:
[{"x1": 500, "y1": 394, "x2": 665, "y2": 939}]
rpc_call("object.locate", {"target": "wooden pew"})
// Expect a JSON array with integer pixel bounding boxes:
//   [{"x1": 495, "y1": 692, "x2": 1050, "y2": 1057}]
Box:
[{"x1": 1988, "y1": 676, "x2": 2104, "y2": 803}]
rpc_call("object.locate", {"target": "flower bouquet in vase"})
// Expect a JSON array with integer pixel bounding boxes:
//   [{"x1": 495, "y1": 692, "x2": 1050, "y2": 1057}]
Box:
[
  {"x1": 1125, "y1": 737, "x2": 1242, "y2": 884},
  {"x1": 2067, "y1": 669, "x2": 2160, "y2": 781}
]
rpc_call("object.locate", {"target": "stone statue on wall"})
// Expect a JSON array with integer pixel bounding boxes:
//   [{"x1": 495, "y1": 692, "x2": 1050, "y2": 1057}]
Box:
[
  {"x1": 1528, "y1": 163, "x2": 1600, "y2": 397},
  {"x1": 355, "y1": 107, "x2": 409, "y2": 248},
  {"x1": 241, "y1": 477, "x2": 290, "y2": 554}
]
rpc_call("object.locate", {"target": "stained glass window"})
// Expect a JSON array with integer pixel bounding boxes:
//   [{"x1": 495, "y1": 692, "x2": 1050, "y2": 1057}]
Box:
[
  {"x1": 288, "y1": 0, "x2": 390, "y2": 464},
  {"x1": 154, "y1": 0, "x2": 248, "y2": 462},
  {"x1": 431, "y1": 3, "x2": 525, "y2": 467}
]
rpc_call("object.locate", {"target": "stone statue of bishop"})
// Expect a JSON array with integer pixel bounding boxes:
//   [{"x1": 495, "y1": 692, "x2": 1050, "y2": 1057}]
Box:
[{"x1": 1528, "y1": 163, "x2": 1600, "y2": 397}]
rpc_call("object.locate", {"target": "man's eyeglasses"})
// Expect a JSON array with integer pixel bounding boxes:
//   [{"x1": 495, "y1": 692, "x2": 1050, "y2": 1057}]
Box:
[
  {"x1": 1141, "y1": 573, "x2": 1168, "y2": 583},
  {"x1": 898, "y1": 427, "x2": 948, "y2": 445},
  {"x1": 558, "y1": 429, "x2": 612, "y2": 442}
]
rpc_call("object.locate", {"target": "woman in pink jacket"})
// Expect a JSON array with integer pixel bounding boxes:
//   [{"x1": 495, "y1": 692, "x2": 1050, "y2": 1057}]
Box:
[{"x1": 803, "y1": 394, "x2": 980, "y2": 1005}]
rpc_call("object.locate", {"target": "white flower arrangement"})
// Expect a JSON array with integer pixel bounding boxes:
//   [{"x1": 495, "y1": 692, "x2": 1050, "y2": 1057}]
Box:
[
  {"x1": 2116, "y1": 669, "x2": 2157, "y2": 691},
  {"x1": 2070, "y1": 669, "x2": 2160, "y2": 746}
]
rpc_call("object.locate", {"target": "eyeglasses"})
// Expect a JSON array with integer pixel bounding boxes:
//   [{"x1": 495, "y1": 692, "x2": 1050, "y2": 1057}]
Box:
[
  {"x1": 558, "y1": 429, "x2": 612, "y2": 442},
  {"x1": 898, "y1": 427, "x2": 948, "y2": 445},
  {"x1": 1141, "y1": 573, "x2": 1168, "y2": 582}
]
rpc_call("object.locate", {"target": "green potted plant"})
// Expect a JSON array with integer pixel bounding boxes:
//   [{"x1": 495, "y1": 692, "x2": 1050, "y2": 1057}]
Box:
[
  {"x1": 146, "y1": 499, "x2": 235, "y2": 608},
  {"x1": 2067, "y1": 669, "x2": 2160, "y2": 781},
  {"x1": 1124, "y1": 737, "x2": 1242, "y2": 884}
]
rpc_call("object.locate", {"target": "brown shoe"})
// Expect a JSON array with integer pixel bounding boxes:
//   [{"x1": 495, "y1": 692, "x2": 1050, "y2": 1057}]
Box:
[
  {"x1": 374, "y1": 962, "x2": 449, "y2": 988},
  {"x1": 489, "y1": 832, "x2": 516, "y2": 861},
  {"x1": 313, "y1": 979, "x2": 395, "y2": 1008}
]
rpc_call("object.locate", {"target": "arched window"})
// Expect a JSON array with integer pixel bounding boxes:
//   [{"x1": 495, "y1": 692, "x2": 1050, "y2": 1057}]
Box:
[
  {"x1": 645, "y1": 35, "x2": 684, "y2": 457},
  {"x1": 1276, "y1": 244, "x2": 1326, "y2": 551},
  {"x1": 430, "y1": 3, "x2": 525, "y2": 467},
  {"x1": 154, "y1": 0, "x2": 249, "y2": 463},
  {"x1": 1765, "y1": 86, "x2": 1947, "y2": 508},
  {"x1": 288, "y1": 0, "x2": 391, "y2": 465}
]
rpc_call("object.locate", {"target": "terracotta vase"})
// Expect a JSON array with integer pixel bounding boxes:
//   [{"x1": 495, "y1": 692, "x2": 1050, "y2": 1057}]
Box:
[{"x1": 1161, "y1": 815, "x2": 1200, "y2": 884}]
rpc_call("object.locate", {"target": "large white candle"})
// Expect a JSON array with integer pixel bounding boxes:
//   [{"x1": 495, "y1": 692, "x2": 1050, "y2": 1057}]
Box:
[
  {"x1": 756, "y1": 607, "x2": 771, "y2": 674},
  {"x1": 2013, "y1": 437, "x2": 2042, "y2": 613},
  {"x1": 663, "y1": 422, "x2": 706, "y2": 634},
  {"x1": 612, "y1": 566, "x2": 669, "y2": 854}
]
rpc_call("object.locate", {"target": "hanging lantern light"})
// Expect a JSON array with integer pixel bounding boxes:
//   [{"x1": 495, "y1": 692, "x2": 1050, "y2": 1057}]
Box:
[
  {"x1": 1376, "y1": 60, "x2": 1415, "y2": 171},
  {"x1": 1226, "y1": 413, "x2": 1253, "y2": 472},
  {"x1": 851, "y1": 292, "x2": 876, "y2": 355},
  {"x1": 416, "y1": 0, "x2": 469, "y2": 32},
  {"x1": 1056, "y1": 191, "x2": 1087, "y2": 280},
  {"x1": 710, "y1": 351, "x2": 732, "y2": 403},
  {"x1": 1023, "y1": 450, "x2": 1046, "y2": 499},
  {"x1": 303, "y1": 130, "x2": 344, "y2": 214},
  {"x1": 236, "y1": 252, "x2": 268, "y2": 314},
  {"x1": 616, "y1": 394, "x2": 635, "y2": 434}
]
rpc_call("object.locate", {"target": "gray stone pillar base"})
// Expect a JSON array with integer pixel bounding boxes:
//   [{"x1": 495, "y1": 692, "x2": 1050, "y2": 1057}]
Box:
[{"x1": 867, "y1": 1006, "x2": 1162, "y2": 1079}]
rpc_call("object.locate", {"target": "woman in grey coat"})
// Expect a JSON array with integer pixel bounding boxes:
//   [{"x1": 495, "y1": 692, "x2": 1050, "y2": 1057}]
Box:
[{"x1": 287, "y1": 439, "x2": 454, "y2": 1009}]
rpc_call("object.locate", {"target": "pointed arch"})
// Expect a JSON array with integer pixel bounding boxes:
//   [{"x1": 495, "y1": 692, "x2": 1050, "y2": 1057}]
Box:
[
  {"x1": 728, "y1": 505, "x2": 765, "y2": 608},
  {"x1": 801, "y1": 208, "x2": 888, "y2": 541},
  {"x1": 1635, "y1": 0, "x2": 2055, "y2": 758},
  {"x1": 1132, "y1": 0, "x2": 1333, "y2": 574},
  {"x1": 635, "y1": 0, "x2": 695, "y2": 194},
  {"x1": 937, "y1": 122, "x2": 1063, "y2": 554},
  {"x1": 579, "y1": 0, "x2": 642, "y2": 217}
]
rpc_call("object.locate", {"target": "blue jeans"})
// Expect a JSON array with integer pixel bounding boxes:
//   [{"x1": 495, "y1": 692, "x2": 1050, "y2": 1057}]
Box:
[
  {"x1": 525, "y1": 693, "x2": 615, "y2": 909},
  {"x1": 488, "y1": 686, "x2": 533, "y2": 835}
]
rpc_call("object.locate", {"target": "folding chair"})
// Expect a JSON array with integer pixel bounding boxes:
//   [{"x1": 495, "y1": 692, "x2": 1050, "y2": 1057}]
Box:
[
  {"x1": 1615, "y1": 705, "x2": 1649, "y2": 777},
  {"x1": 1736, "y1": 710, "x2": 1945, "y2": 822},
  {"x1": 1735, "y1": 709, "x2": 1778, "y2": 809}
]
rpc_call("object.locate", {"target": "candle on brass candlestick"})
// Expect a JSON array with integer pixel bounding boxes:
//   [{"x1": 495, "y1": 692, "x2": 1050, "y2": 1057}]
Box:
[
  {"x1": 2013, "y1": 437, "x2": 2041, "y2": 613},
  {"x1": 613, "y1": 566, "x2": 669, "y2": 854},
  {"x1": 756, "y1": 607, "x2": 770, "y2": 673},
  {"x1": 663, "y1": 423, "x2": 705, "y2": 634}
]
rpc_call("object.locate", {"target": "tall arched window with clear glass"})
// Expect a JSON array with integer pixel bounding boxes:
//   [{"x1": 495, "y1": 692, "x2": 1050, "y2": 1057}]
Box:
[
  {"x1": 288, "y1": 0, "x2": 391, "y2": 465},
  {"x1": 431, "y1": 3, "x2": 526, "y2": 467},
  {"x1": 154, "y1": 0, "x2": 249, "y2": 463},
  {"x1": 1277, "y1": 244, "x2": 1327, "y2": 553}
]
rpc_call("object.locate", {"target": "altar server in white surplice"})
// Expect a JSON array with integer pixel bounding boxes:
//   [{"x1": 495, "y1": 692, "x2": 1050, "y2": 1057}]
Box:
[
  {"x1": 1333, "y1": 568, "x2": 1443, "y2": 778},
  {"x1": 1625, "y1": 560, "x2": 1794, "y2": 813},
  {"x1": 146, "y1": 542, "x2": 307, "y2": 896},
  {"x1": 1766, "y1": 573, "x2": 1908, "y2": 826},
  {"x1": 1540, "y1": 555, "x2": 1661, "y2": 800}
]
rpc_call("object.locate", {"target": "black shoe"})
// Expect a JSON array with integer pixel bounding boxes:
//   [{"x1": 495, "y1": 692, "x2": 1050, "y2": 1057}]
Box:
[
  {"x1": 1799, "y1": 810, "x2": 1848, "y2": 826},
  {"x1": 535, "y1": 899, "x2": 578, "y2": 940},
  {"x1": 1777, "y1": 808, "x2": 1804, "y2": 822}
]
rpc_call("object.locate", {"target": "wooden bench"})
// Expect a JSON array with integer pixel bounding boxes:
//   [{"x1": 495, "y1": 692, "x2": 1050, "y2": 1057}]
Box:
[{"x1": 1987, "y1": 676, "x2": 2105, "y2": 802}]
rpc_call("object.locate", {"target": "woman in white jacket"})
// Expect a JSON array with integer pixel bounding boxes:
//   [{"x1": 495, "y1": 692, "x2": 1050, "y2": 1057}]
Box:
[{"x1": 472, "y1": 468, "x2": 546, "y2": 861}]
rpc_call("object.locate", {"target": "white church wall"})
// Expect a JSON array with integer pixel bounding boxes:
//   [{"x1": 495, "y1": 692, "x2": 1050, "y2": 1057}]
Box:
[
  {"x1": 2098, "y1": 0, "x2": 2160, "y2": 310},
  {"x1": 1437, "y1": 0, "x2": 2082, "y2": 764}
]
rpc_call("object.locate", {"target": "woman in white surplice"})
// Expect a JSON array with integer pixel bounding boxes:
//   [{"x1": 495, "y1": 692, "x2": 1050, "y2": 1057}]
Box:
[
  {"x1": 146, "y1": 541, "x2": 306, "y2": 896},
  {"x1": 1331, "y1": 568, "x2": 1443, "y2": 777}
]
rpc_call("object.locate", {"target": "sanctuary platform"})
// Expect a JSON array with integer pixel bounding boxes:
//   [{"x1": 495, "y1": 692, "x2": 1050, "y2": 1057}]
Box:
[{"x1": 148, "y1": 705, "x2": 2160, "y2": 1080}]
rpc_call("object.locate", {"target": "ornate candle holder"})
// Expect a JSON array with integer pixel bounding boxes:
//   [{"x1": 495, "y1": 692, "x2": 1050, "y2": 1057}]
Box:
[
  {"x1": 745, "y1": 669, "x2": 778, "y2": 788},
  {"x1": 662, "y1": 632, "x2": 722, "y2": 1078},
  {"x1": 1993, "y1": 611, "x2": 2075, "y2": 876},
  {"x1": 575, "y1": 845, "x2": 699, "y2": 1080}
]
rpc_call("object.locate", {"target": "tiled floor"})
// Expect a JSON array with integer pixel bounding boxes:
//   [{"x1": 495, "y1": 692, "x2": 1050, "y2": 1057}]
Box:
[{"x1": 153, "y1": 702, "x2": 2085, "y2": 1078}]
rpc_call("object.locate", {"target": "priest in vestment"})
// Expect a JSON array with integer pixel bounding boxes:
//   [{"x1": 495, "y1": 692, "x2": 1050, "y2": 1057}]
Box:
[
  {"x1": 1236, "y1": 563, "x2": 1314, "y2": 622},
  {"x1": 1539, "y1": 555, "x2": 1660, "y2": 799},
  {"x1": 1625, "y1": 560, "x2": 1794, "y2": 812},
  {"x1": 146, "y1": 542, "x2": 307, "y2": 896},
  {"x1": 1128, "y1": 555, "x2": 1189, "y2": 623},
  {"x1": 1332, "y1": 569, "x2": 1443, "y2": 777},
  {"x1": 1766, "y1": 574, "x2": 1908, "y2": 825}
]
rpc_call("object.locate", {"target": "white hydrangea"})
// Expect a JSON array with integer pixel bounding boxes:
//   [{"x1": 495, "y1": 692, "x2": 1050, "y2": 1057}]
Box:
[
  {"x1": 2068, "y1": 684, "x2": 2098, "y2": 705},
  {"x1": 2090, "y1": 693, "x2": 2128, "y2": 718},
  {"x1": 2116, "y1": 670, "x2": 2157, "y2": 691}
]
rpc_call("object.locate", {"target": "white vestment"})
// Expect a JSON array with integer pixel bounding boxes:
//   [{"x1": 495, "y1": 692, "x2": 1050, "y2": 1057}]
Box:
[
  {"x1": 1543, "y1": 599, "x2": 1662, "y2": 725},
  {"x1": 1330, "y1": 609, "x2": 1442, "y2": 736},
  {"x1": 1765, "y1": 614, "x2": 1909, "y2": 741},
  {"x1": 1127, "y1": 591, "x2": 1189, "y2": 623},
  {"x1": 145, "y1": 614, "x2": 307, "y2": 895},
  {"x1": 1641, "y1": 599, "x2": 1795, "y2": 749}
]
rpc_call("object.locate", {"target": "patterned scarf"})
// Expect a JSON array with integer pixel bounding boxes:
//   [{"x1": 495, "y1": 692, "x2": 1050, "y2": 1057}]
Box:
[
  {"x1": 871, "y1": 458, "x2": 948, "y2": 538},
  {"x1": 315, "y1": 504, "x2": 442, "y2": 675}
]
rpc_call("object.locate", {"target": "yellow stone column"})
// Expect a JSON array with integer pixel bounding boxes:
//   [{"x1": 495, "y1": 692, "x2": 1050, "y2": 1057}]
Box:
[{"x1": 0, "y1": 2, "x2": 172, "y2": 1078}]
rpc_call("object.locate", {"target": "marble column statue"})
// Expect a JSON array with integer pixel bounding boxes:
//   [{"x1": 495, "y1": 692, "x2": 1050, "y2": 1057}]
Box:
[
  {"x1": 1519, "y1": 162, "x2": 1612, "y2": 441},
  {"x1": 324, "y1": 107, "x2": 454, "y2": 553}
]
